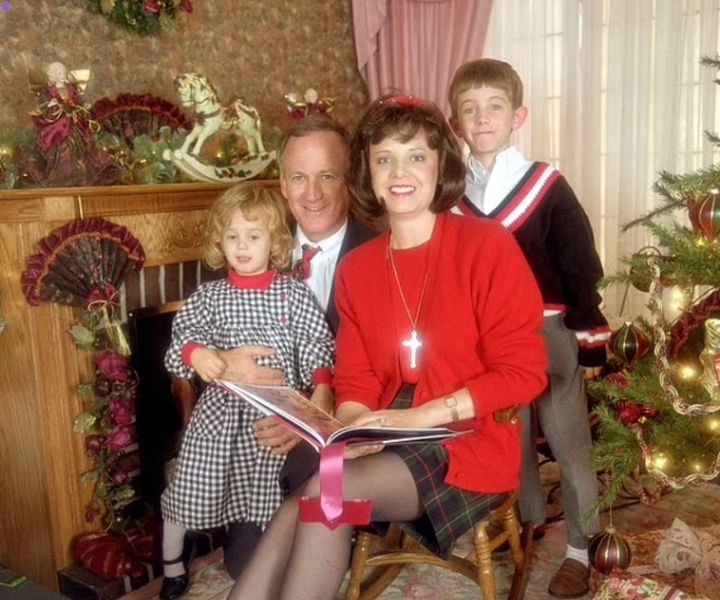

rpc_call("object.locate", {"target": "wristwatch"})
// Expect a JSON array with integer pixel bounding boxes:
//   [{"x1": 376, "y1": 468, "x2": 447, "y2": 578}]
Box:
[{"x1": 443, "y1": 395, "x2": 459, "y2": 423}]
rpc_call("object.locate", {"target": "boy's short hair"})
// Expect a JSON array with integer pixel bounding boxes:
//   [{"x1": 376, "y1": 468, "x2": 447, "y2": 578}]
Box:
[
  {"x1": 276, "y1": 115, "x2": 350, "y2": 171},
  {"x1": 203, "y1": 184, "x2": 294, "y2": 272},
  {"x1": 449, "y1": 59, "x2": 524, "y2": 116},
  {"x1": 347, "y1": 96, "x2": 466, "y2": 222}
]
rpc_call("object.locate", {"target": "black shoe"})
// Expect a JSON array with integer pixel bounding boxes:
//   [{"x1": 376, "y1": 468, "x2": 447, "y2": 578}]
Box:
[
  {"x1": 159, "y1": 573, "x2": 189, "y2": 600},
  {"x1": 159, "y1": 536, "x2": 195, "y2": 600}
]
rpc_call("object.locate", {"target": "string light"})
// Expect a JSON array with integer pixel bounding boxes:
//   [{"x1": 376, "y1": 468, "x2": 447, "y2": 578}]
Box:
[
  {"x1": 652, "y1": 453, "x2": 669, "y2": 470},
  {"x1": 677, "y1": 363, "x2": 699, "y2": 380}
]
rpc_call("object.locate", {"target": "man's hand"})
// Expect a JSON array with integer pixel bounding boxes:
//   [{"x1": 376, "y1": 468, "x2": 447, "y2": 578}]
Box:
[
  {"x1": 219, "y1": 346, "x2": 285, "y2": 385},
  {"x1": 255, "y1": 416, "x2": 301, "y2": 454},
  {"x1": 190, "y1": 347, "x2": 226, "y2": 382}
]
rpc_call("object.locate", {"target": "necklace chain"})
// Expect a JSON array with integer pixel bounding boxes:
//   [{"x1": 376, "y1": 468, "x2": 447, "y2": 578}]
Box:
[{"x1": 387, "y1": 241, "x2": 430, "y2": 329}]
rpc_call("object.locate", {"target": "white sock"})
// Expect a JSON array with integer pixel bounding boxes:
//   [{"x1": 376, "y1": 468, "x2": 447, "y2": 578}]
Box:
[
  {"x1": 163, "y1": 521, "x2": 188, "y2": 577},
  {"x1": 566, "y1": 545, "x2": 589, "y2": 567}
]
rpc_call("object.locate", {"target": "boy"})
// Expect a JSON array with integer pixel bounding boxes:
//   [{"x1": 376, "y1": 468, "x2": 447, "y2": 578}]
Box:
[{"x1": 448, "y1": 58, "x2": 610, "y2": 599}]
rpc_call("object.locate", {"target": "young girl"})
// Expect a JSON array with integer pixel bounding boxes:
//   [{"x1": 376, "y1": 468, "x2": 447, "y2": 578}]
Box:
[
  {"x1": 160, "y1": 184, "x2": 335, "y2": 600},
  {"x1": 228, "y1": 97, "x2": 547, "y2": 600}
]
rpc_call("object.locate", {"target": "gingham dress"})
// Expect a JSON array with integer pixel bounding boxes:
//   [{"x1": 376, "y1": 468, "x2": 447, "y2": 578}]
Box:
[{"x1": 161, "y1": 272, "x2": 335, "y2": 530}]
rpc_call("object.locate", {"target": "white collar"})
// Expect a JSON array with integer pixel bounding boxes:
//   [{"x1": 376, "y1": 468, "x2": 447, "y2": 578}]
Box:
[
  {"x1": 467, "y1": 145, "x2": 529, "y2": 179},
  {"x1": 295, "y1": 219, "x2": 348, "y2": 254}
]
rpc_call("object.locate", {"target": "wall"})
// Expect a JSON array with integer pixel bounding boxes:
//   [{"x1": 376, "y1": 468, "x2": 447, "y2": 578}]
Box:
[{"x1": 0, "y1": 0, "x2": 368, "y2": 138}]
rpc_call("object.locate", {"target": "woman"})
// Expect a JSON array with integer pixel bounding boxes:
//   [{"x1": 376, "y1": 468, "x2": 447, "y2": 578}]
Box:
[{"x1": 228, "y1": 96, "x2": 547, "y2": 600}]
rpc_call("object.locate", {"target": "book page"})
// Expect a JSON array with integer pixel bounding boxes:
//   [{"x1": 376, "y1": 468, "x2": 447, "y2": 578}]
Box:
[
  {"x1": 217, "y1": 381, "x2": 341, "y2": 446},
  {"x1": 217, "y1": 381, "x2": 467, "y2": 449},
  {"x1": 328, "y1": 425, "x2": 463, "y2": 446}
]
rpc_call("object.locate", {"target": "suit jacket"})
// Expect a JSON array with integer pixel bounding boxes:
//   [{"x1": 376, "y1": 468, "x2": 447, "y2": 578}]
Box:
[{"x1": 325, "y1": 217, "x2": 377, "y2": 335}]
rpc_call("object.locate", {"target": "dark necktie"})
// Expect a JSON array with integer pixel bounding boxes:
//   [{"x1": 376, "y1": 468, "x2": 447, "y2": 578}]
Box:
[{"x1": 293, "y1": 244, "x2": 321, "y2": 279}]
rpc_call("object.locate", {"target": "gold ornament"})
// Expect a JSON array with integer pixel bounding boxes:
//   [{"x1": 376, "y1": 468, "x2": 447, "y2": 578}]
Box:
[
  {"x1": 0, "y1": 144, "x2": 14, "y2": 159},
  {"x1": 699, "y1": 318, "x2": 720, "y2": 402}
]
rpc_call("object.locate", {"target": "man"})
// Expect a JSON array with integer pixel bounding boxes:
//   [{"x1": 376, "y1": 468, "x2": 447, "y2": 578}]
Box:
[{"x1": 221, "y1": 115, "x2": 376, "y2": 577}]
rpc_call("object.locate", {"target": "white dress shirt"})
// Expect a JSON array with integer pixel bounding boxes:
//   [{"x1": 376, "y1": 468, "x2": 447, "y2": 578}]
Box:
[
  {"x1": 465, "y1": 145, "x2": 533, "y2": 215},
  {"x1": 293, "y1": 220, "x2": 348, "y2": 311}
]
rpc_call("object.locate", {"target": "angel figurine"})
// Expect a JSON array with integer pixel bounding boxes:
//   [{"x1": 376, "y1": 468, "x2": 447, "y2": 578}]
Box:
[
  {"x1": 23, "y1": 62, "x2": 118, "y2": 187},
  {"x1": 283, "y1": 87, "x2": 335, "y2": 121}
]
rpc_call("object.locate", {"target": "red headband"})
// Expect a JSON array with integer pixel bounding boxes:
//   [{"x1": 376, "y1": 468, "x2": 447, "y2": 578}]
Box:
[{"x1": 378, "y1": 95, "x2": 426, "y2": 107}]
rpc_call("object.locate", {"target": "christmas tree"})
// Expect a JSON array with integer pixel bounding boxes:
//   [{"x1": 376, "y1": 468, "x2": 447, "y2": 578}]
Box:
[{"x1": 590, "y1": 56, "x2": 720, "y2": 512}]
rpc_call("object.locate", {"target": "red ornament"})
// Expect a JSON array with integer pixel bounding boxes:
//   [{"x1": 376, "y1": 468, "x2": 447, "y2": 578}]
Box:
[
  {"x1": 589, "y1": 527, "x2": 632, "y2": 574},
  {"x1": 74, "y1": 532, "x2": 145, "y2": 580},
  {"x1": 604, "y1": 372, "x2": 629, "y2": 388},
  {"x1": 610, "y1": 322, "x2": 649, "y2": 366},
  {"x1": 687, "y1": 192, "x2": 720, "y2": 242},
  {"x1": 614, "y1": 400, "x2": 643, "y2": 425},
  {"x1": 144, "y1": 0, "x2": 160, "y2": 12},
  {"x1": 629, "y1": 246, "x2": 669, "y2": 292}
]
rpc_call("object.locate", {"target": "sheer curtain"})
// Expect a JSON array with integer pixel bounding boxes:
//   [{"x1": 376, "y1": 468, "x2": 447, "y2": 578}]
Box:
[
  {"x1": 352, "y1": 0, "x2": 494, "y2": 115},
  {"x1": 484, "y1": 0, "x2": 720, "y2": 319}
]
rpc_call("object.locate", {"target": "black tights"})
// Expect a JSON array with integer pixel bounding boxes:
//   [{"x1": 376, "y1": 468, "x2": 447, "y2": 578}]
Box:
[{"x1": 227, "y1": 450, "x2": 424, "y2": 600}]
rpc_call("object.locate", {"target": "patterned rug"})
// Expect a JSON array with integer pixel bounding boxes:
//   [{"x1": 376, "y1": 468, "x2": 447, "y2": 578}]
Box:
[{"x1": 118, "y1": 481, "x2": 720, "y2": 600}]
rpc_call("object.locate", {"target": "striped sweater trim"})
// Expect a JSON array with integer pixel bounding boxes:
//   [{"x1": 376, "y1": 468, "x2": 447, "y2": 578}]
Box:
[
  {"x1": 576, "y1": 326, "x2": 611, "y2": 348},
  {"x1": 495, "y1": 163, "x2": 560, "y2": 232},
  {"x1": 456, "y1": 162, "x2": 560, "y2": 233}
]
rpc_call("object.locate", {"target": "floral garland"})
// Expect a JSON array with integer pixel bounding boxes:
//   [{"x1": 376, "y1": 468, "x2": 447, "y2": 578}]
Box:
[
  {"x1": 72, "y1": 311, "x2": 139, "y2": 528},
  {"x1": 20, "y1": 217, "x2": 146, "y2": 530},
  {"x1": 86, "y1": 0, "x2": 193, "y2": 36}
]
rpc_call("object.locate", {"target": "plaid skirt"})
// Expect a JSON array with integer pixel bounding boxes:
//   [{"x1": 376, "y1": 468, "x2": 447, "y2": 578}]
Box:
[{"x1": 380, "y1": 385, "x2": 507, "y2": 559}]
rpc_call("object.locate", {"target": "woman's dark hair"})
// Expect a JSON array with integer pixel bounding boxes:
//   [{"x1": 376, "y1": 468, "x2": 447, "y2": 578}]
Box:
[{"x1": 347, "y1": 96, "x2": 466, "y2": 222}]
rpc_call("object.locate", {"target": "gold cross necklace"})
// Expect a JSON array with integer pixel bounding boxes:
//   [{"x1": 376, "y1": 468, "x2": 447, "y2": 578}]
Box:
[{"x1": 387, "y1": 240, "x2": 430, "y2": 369}]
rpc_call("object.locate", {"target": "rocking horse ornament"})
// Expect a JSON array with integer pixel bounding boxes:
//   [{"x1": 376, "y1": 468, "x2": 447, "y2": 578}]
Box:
[{"x1": 164, "y1": 72, "x2": 274, "y2": 182}]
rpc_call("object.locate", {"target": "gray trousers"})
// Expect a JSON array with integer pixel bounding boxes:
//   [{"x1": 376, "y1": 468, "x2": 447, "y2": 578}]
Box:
[{"x1": 518, "y1": 314, "x2": 600, "y2": 549}]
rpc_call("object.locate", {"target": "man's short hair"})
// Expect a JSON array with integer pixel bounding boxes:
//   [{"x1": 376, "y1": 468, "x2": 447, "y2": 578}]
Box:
[
  {"x1": 276, "y1": 115, "x2": 350, "y2": 171},
  {"x1": 448, "y1": 59, "x2": 524, "y2": 117}
]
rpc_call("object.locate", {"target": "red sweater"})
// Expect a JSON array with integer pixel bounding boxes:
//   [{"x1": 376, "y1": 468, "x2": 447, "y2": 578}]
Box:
[{"x1": 334, "y1": 212, "x2": 547, "y2": 493}]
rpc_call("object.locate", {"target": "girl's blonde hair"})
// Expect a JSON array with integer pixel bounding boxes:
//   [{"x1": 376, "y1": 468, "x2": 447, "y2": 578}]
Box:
[{"x1": 203, "y1": 185, "x2": 294, "y2": 272}]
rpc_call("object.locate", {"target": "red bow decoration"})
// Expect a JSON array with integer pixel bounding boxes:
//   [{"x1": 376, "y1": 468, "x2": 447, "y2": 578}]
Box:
[
  {"x1": 379, "y1": 95, "x2": 426, "y2": 108},
  {"x1": 299, "y1": 443, "x2": 372, "y2": 530}
]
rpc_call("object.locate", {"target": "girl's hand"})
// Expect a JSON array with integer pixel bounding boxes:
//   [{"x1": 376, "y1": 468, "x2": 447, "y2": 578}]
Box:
[
  {"x1": 191, "y1": 347, "x2": 226, "y2": 382},
  {"x1": 255, "y1": 416, "x2": 301, "y2": 454}
]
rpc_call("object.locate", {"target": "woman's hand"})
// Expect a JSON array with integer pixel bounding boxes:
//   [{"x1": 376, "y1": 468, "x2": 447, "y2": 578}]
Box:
[
  {"x1": 254, "y1": 416, "x2": 301, "y2": 454},
  {"x1": 348, "y1": 406, "x2": 434, "y2": 430},
  {"x1": 190, "y1": 347, "x2": 226, "y2": 382}
]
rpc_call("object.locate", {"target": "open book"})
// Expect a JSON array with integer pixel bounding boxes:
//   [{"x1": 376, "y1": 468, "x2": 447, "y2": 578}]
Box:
[{"x1": 216, "y1": 380, "x2": 465, "y2": 452}]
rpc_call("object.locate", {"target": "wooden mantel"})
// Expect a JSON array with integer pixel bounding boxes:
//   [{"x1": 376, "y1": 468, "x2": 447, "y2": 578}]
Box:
[{"x1": 0, "y1": 181, "x2": 278, "y2": 589}]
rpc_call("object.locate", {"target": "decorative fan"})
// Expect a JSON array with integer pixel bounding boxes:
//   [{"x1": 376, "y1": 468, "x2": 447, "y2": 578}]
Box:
[
  {"x1": 91, "y1": 94, "x2": 190, "y2": 148},
  {"x1": 21, "y1": 217, "x2": 145, "y2": 308}
]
